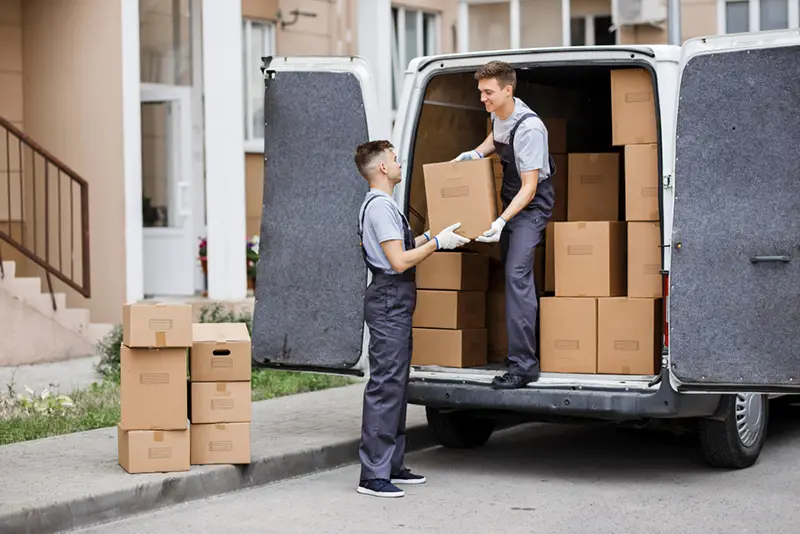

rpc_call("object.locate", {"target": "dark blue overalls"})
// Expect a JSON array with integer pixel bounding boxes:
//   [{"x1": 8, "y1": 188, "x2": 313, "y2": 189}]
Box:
[
  {"x1": 494, "y1": 112, "x2": 556, "y2": 379},
  {"x1": 357, "y1": 195, "x2": 417, "y2": 481}
]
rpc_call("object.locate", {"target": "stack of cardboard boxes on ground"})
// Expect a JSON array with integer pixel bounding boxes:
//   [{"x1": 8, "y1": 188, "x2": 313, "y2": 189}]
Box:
[
  {"x1": 118, "y1": 303, "x2": 192, "y2": 474},
  {"x1": 541, "y1": 67, "x2": 663, "y2": 376},
  {"x1": 117, "y1": 303, "x2": 252, "y2": 474},
  {"x1": 189, "y1": 322, "x2": 252, "y2": 465}
]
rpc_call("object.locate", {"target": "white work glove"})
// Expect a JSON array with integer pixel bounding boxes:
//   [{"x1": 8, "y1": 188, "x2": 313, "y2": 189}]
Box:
[
  {"x1": 433, "y1": 223, "x2": 471, "y2": 250},
  {"x1": 451, "y1": 150, "x2": 484, "y2": 162},
  {"x1": 475, "y1": 217, "x2": 506, "y2": 243}
]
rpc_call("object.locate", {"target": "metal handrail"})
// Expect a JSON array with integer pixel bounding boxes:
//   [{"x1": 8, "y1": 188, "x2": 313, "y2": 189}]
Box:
[{"x1": 0, "y1": 116, "x2": 91, "y2": 302}]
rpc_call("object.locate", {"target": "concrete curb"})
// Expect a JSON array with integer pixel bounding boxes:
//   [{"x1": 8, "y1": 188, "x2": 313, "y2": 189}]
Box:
[{"x1": 0, "y1": 424, "x2": 435, "y2": 534}]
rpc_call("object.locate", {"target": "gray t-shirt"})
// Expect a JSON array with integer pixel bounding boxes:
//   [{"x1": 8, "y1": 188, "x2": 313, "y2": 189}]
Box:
[
  {"x1": 491, "y1": 97, "x2": 550, "y2": 182},
  {"x1": 358, "y1": 189, "x2": 409, "y2": 274}
]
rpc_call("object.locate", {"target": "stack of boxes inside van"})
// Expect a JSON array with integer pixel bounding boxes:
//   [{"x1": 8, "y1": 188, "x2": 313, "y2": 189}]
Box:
[
  {"x1": 541, "y1": 67, "x2": 663, "y2": 376},
  {"x1": 117, "y1": 303, "x2": 252, "y2": 474},
  {"x1": 410, "y1": 67, "x2": 662, "y2": 376}
]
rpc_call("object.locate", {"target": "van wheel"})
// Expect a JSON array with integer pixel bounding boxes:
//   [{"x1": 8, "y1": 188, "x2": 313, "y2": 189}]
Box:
[
  {"x1": 425, "y1": 407, "x2": 496, "y2": 449},
  {"x1": 698, "y1": 393, "x2": 768, "y2": 469}
]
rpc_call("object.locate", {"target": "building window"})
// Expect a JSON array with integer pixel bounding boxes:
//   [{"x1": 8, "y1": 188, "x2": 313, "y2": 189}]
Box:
[
  {"x1": 140, "y1": 0, "x2": 193, "y2": 85},
  {"x1": 570, "y1": 15, "x2": 617, "y2": 46},
  {"x1": 721, "y1": 0, "x2": 799, "y2": 33},
  {"x1": 391, "y1": 7, "x2": 440, "y2": 112},
  {"x1": 242, "y1": 19, "x2": 276, "y2": 149}
]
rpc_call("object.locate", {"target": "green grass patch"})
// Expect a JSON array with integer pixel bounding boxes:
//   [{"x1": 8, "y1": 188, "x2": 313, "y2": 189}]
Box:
[
  {"x1": 0, "y1": 304, "x2": 356, "y2": 446},
  {"x1": 0, "y1": 381, "x2": 121, "y2": 446},
  {"x1": 251, "y1": 369, "x2": 355, "y2": 401}
]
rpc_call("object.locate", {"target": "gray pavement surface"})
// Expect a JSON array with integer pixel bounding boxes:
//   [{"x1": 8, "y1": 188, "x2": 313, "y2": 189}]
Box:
[
  {"x1": 0, "y1": 355, "x2": 102, "y2": 395},
  {"x1": 0, "y1": 383, "x2": 431, "y2": 534},
  {"x1": 76, "y1": 403, "x2": 800, "y2": 534}
]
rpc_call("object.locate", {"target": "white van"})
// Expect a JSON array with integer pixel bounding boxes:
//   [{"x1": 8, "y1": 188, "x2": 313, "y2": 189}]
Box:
[{"x1": 253, "y1": 29, "x2": 800, "y2": 470}]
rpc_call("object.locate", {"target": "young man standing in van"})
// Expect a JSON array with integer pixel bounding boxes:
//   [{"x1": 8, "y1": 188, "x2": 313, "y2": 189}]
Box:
[
  {"x1": 453, "y1": 60, "x2": 555, "y2": 390},
  {"x1": 355, "y1": 140, "x2": 470, "y2": 498}
]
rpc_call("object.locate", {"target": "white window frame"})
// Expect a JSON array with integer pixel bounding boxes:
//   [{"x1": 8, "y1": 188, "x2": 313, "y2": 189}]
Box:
[
  {"x1": 390, "y1": 6, "x2": 440, "y2": 116},
  {"x1": 243, "y1": 18, "x2": 276, "y2": 153},
  {"x1": 570, "y1": 14, "x2": 620, "y2": 46},
  {"x1": 717, "y1": 0, "x2": 800, "y2": 34}
]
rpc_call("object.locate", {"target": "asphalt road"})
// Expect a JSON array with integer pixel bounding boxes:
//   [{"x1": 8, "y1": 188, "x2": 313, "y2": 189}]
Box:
[{"x1": 78, "y1": 402, "x2": 800, "y2": 534}]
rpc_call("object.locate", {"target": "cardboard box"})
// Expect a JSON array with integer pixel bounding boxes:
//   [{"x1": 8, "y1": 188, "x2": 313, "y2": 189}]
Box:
[
  {"x1": 190, "y1": 323, "x2": 252, "y2": 382},
  {"x1": 488, "y1": 257, "x2": 504, "y2": 290},
  {"x1": 540, "y1": 298, "x2": 597, "y2": 373},
  {"x1": 122, "y1": 303, "x2": 192, "y2": 348},
  {"x1": 486, "y1": 290, "x2": 507, "y2": 363},
  {"x1": 625, "y1": 144, "x2": 659, "y2": 221},
  {"x1": 598, "y1": 298, "x2": 663, "y2": 374},
  {"x1": 190, "y1": 422, "x2": 251, "y2": 465},
  {"x1": 555, "y1": 222, "x2": 626, "y2": 297},
  {"x1": 416, "y1": 251, "x2": 489, "y2": 291},
  {"x1": 118, "y1": 426, "x2": 190, "y2": 474},
  {"x1": 413, "y1": 290, "x2": 486, "y2": 329},
  {"x1": 119, "y1": 346, "x2": 188, "y2": 430},
  {"x1": 611, "y1": 68, "x2": 657, "y2": 146},
  {"x1": 190, "y1": 382, "x2": 252, "y2": 424},
  {"x1": 543, "y1": 117, "x2": 567, "y2": 154},
  {"x1": 550, "y1": 154, "x2": 568, "y2": 222},
  {"x1": 422, "y1": 159, "x2": 498, "y2": 239},
  {"x1": 412, "y1": 328, "x2": 487, "y2": 368},
  {"x1": 628, "y1": 222, "x2": 663, "y2": 298},
  {"x1": 567, "y1": 154, "x2": 620, "y2": 222},
  {"x1": 545, "y1": 223, "x2": 555, "y2": 293}
]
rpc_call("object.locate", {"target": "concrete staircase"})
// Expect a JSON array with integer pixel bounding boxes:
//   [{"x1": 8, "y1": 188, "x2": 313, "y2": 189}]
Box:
[{"x1": 0, "y1": 260, "x2": 113, "y2": 366}]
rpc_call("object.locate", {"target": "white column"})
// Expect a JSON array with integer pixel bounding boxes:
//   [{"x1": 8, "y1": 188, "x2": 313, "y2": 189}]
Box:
[
  {"x1": 202, "y1": 0, "x2": 247, "y2": 300},
  {"x1": 561, "y1": 0, "x2": 571, "y2": 46},
  {"x1": 121, "y1": 0, "x2": 143, "y2": 303},
  {"x1": 357, "y1": 0, "x2": 392, "y2": 140},
  {"x1": 510, "y1": 0, "x2": 521, "y2": 49},
  {"x1": 458, "y1": 0, "x2": 469, "y2": 53}
]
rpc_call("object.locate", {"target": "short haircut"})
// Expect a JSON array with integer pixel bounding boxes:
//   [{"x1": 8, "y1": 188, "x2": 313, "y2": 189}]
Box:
[
  {"x1": 475, "y1": 60, "x2": 517, "y2": 92},
  {"x1": 354, "y1": 140, "x2": 394, "y2": 178}
]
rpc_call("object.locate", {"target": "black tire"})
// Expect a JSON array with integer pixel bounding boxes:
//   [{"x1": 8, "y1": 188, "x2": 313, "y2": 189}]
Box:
[
  {"x1": 698, "y1": 393, "x2": 768, "y2": 469},
  {"x1": 425, "y1": 407, "x2": 496, "y2": 449}
]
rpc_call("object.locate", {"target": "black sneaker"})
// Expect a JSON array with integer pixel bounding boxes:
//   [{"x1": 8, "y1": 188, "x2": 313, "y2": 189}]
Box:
[
  {"x1": 491, "y1": 372, "x2": 536, "y2": 389},
  {"x1": 357, "y1": 478, "x2": 405, "y2": 498},
  {"x1": 391, "y1": 468, "x2": 427, "y2": 485}
]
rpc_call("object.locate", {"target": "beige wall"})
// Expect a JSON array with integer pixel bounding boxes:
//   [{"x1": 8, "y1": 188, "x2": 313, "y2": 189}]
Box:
[
  {"x1": 0, "y1": 0, "x2": 23, "y2": 225},
  {"x1": 22, "y1": 0, "x2": 126, "y2": 324}
]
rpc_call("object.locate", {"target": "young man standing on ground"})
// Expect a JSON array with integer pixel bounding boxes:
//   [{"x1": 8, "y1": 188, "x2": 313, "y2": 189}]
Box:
[
  {"x1": 453, "y1": 60, "x2": 556, "y2": 390},
  {"x1": 354, "y1": 140, "x2": 470, "y2": 498}
]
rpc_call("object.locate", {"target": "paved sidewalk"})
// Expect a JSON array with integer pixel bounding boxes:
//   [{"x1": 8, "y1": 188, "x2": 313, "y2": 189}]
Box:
[
  {"x1": 0, "y1": 356, "x2": 102, "y2": 395},
  {"x1": 0, "y1": 383, "x2": 433, "y2": 534}
]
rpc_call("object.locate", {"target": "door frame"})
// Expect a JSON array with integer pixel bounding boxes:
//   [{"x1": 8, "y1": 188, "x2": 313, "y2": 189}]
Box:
[{"x1": 139, "y1": 82, "x2": 195, "y2": 296}]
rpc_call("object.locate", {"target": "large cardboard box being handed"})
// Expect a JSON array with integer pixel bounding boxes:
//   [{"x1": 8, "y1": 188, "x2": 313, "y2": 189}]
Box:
[{"x1": 423, "y1": 159, "x2": 497, "y2": 240}]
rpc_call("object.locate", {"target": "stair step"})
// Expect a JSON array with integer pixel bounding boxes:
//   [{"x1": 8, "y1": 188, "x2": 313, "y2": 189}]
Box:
[
  {"x1": 3, "y1": 276, "x2": 41, "y2": 299},
  {"x1": 1, "y1": 261, "x2": 16, "y2": 279},
  {"x1": 57, "y1": 308, "x2": 91, "y2": 334},
  {"x1": 86, "y1": 323, "x2": 115, "y2": 344},
  {"x1": 30, "y1": 292, "x2": 68, "y2": 314}
]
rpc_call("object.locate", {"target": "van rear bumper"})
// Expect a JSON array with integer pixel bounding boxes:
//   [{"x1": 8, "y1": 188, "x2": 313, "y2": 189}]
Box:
[{"x1": 407, "y1": 374, "x2": 721, "y2": 420}]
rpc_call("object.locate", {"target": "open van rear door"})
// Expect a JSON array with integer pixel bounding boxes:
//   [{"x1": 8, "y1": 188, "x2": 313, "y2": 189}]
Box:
[
  {"x1": 251, "y1": 56, "x2": 379, "y2": 376},
  {"x1": 669, "y1": 30, "x2": 800, "y2": 393}
]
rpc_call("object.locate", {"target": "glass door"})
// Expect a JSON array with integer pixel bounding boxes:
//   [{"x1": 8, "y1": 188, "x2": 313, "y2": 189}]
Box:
[{"x1": 140, "y1": 84, "x2": 194, "y2": 297}]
